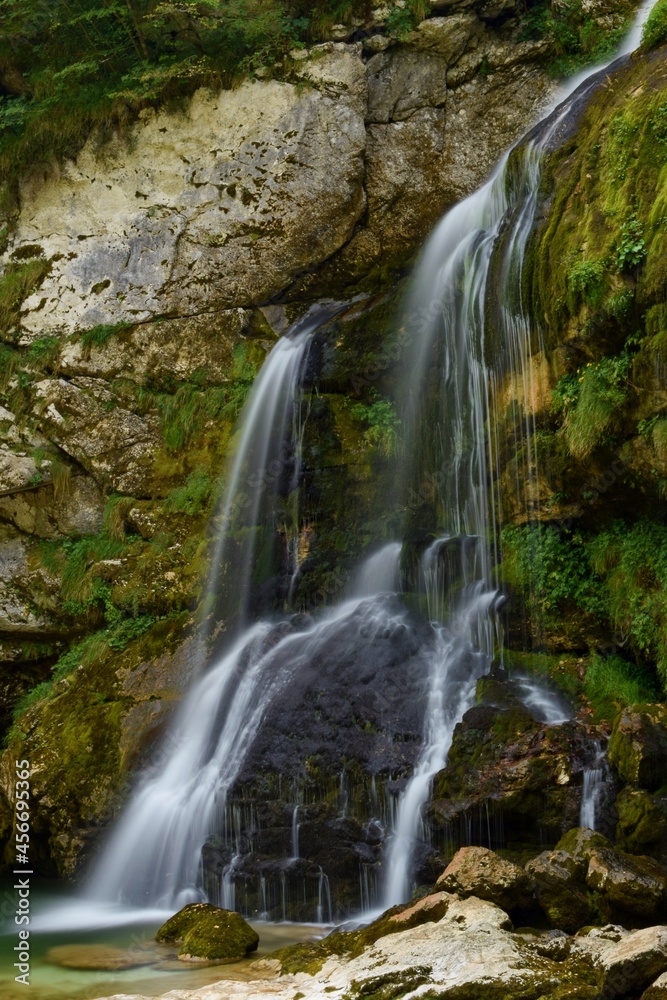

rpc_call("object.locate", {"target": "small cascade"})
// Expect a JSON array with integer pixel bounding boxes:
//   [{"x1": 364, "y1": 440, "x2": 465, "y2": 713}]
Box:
[
  {"x1": 291, "y1": 805, "x2": 300, "y2": 862},
  {"x1": 352, "y1": 542, "x2": 402, "y2": 597},
  {"x1": 316, "y1": 868, "x2": 333, "y2": 924},
  {"x1": 580, "y1": 741, "x2": 613, "y2": 831},
  {"x1": 514, "y1": 674, "x2": 573, "y2": 726}
]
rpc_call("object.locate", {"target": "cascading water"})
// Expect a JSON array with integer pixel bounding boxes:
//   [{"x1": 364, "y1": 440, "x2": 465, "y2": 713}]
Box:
[
  {"x1": 378, "y1": 1, "x2": 656, "y2": 906},
  {"x1": 42, "y1": 3, "x2": 657, "y2": 930},
  {"x1": 580, "y1": 741, "x2": 613, "y2": 831}
]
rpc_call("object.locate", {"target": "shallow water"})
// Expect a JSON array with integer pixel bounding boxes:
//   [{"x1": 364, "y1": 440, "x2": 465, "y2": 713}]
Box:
[{"x1": 0, "y1": 880, "x2": 325, "y2": 999}]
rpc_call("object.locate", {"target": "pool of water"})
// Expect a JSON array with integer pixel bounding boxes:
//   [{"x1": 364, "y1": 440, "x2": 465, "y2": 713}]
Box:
[{"x1": 0, "y1": 880, "x2": 326, "y2": 1000}]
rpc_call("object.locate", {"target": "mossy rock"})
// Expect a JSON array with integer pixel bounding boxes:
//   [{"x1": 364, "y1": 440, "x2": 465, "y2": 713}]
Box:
[
  {"x1": 615, "y1": 786, "x2": 667, "y2": 860},
  {"x1": 608, "y1": 703, "x2": 667, "y2": 790},
  {"x1": 156, "y1": 902, "x2": 259, "y2": 963}
]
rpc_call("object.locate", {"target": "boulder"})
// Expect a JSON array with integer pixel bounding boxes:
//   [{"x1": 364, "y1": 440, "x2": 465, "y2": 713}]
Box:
[
  {"x1": 525, "y1": 848, "x2": 595, "y2": 933},
  {"x1": 615, "y1": 788, "x2": 667, "y2": 861},
  {"x1": 586, "y1": 847, "x2": 667, "y2": 925},
  {"x1": 609, "y1": 704, "x2": 667, "y2": 791},
  {"x1": 529, "y1": 828, "x2": 667, "y2": 930},
  {"x1": 156, "y1": 902, "x2": 259, "y2": 963},
  {"x1": 643, "y1": 972, "x2": 667, "y2": 998},
  {"x1": 436, "y1": 846, "x2": 534, "y2": 912},
  {"x1": 599, "y1": 926, "x2": 667, "y2": 1000}
]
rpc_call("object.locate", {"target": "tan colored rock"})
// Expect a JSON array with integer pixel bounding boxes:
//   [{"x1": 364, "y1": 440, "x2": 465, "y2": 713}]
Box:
[
  {"x1": 10, "y1": 51, "x2": 367, "y2": 337},
  {"x1": 33, "y1": 377, "x2": 161, "y2": 495},
  {"x1": 436, "y1": 846, "x2": 534, "y2": 911},
  {"x1": 0, "y1": 474, "x2": 103, "y2": 537},
  {"x1": 405, "y1": 14, "x2": 482, "y2": 61},
  {"x1": 388, "y1": 890, "x2": 454, "y2": 923},
  {"x1": 58, "y1": 310, "x2": 252, "y2": 386},
  {"x1": 586, "y1": 847, "x2": 667, "y2": 923},
  {"x1": 526, "y1": 848, "x2": 594, "y2": 933},
  {"x1": 366, "y1": 49, "x2": 448, "y2": 123},
  {"x1": 0, "y1": 446, "x2": 40, "y2": 495},
  {"x1": 599, "y1": 926, "x2": 667, "y2": 1000}
]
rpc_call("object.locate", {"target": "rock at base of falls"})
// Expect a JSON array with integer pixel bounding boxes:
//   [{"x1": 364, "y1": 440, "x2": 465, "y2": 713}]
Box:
[
  {"x1": 156, "y1": 903, "x2": 259, "y2": 963},
  {"x1": 89, "y1": 891, "x2": 667, "y2": 1000},
  {"x1": 436, "y1": 845, "x2": 534, "y2": 913}
]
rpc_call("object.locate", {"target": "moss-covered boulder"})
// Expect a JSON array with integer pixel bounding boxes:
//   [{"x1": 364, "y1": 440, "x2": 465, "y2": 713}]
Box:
[
  {"x1": 436, "y1": 846, "x2": 535, "y2": 914},
  {"x1": 525, "y1": 848, "x2": 595, "y2": 933},
  {"x1": 155, "y1": 902, "x2": 259, "y2": 963},
  {"x1": 609, "y1": 704, "x2": 667, "y2": 791},
  {"x1": 615, "y1": 787, "x2": 667, "y2": 862},
  {"x1": 528, "y1": 827, "x2": 667, "y2": 931}
]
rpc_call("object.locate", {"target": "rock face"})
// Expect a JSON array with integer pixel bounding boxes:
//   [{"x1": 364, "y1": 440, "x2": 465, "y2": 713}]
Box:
[
  {"x1": 0, "y1": 6, "x2": 558, "y2": 881},
  {"x1": 3, "y1": 27, "x2": 555, "y2": 342},
  {"x1": 155, "y1": 902, "x2": 259, "y2": 962}
]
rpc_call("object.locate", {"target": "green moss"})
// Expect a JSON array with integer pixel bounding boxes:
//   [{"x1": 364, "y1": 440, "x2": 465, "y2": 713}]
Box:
[
  {"x1": 156, "y1": 903, "x2": 259, "y2": 961},
  {"x1": 0, "y1": 258, "x2": 50, "y2": 338},
  {"x1": 77, "y1": 322, "x2": 132, "y2": 357},
  {"x1": 642, "y1": 0, "x2": 667, "y2": 51}
]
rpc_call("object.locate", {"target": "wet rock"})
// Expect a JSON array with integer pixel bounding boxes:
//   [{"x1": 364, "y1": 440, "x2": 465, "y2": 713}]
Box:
[
  {"x1": 430, "y1": 712, "x2": 601, "y2": 848},
  {"x1": 525, "y1": 848, "x2": 595, "y2": 933},
  {"x1": 529, "y1": 827, "x2": 667, "y2": 930},
  {"x1": 46, "y1": 943, "x2": 156, "y2": 970},
  {"x1": 609, "y1": 704, "x2": 667, "y2": 791},
  {"x1": 156, "y1": 902, "x2": 259, "y2": 963},
  {"x1": 598, "y1": 926, "x2": 667, "y2": 1000},
  {"x1": 585, "y1": 847, "x2": 667, "y2": 925},
  {"x1": 436, "y1": 846, "x2": 534, "y2": 913}
]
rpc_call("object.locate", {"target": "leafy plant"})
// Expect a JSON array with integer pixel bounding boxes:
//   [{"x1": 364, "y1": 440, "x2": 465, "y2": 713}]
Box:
[
  {"x1": 615, "y1": 215, "x2": 647, "y2": 271},
  {"x1": 350, "y1": 393, "x2": 400, "y2": 456},
  {"x1": 555, "y1": 354, "x2": 631, "y2": 458},
  {"x1": 518, "y1": 0, "x2": 630, "y2": 76},
  {"x1": 567, "y1": 257, "x2": 605, "y2": 306},
  {"x1": 165, "y1": 467, "x2": 215, "y2": 516}
]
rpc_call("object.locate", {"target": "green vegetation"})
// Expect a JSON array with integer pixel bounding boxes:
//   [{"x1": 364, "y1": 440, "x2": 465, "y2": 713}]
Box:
[
  {"x1": 164, "y1": 467, "x2": 216, "y2": 516},
  {"x1": 518, "y1": 0, "x2": 634, "y2": 76},
  {"x1": 78, "y1": 321, "x2": 132, "y2": 356},
  {"x1": 0, "y1": 0, "x2": 374, "y2": 212},
  {"x1": 134, "y1": 342, "x2": 261, "y2": 451},
  {"x1": 349, "y1": 392, "x2": 400, "y2": 457},
  {"x1": 386, "y1": 0, "x2": 427, "y2": 38},
  {"x1": 0, "y1": 257, "x2": 50, "y2": 336},
  {"x1": 642, "y1": 0, "x2": 667, "y2": 51},
  {"x1": 583, "y1": 653, "x2": 659, "y2": 721},
  {"x1": 503, "y1": 519, "x2": 667, "y2": 697},
  {"x1": 552, "y1": 353, "x2": 632, "y2": 458}
]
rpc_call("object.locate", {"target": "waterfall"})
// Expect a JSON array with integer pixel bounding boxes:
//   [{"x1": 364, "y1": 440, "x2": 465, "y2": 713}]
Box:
[
  {"x1": 378, "y1": 1, "x2": 655, "y2": 907},
  {"x1": 38, "y1": 3, "x2": 656, "y2": 931},
  {"x1": 291, "y1": 805, "x2": 300, "y2": 862},
  {"x1": 204, "y1": 300, "x2": 345, "y2": 627},
  {"x1": 580, "y1": 741, "x2": 613, "y2": 831}
]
